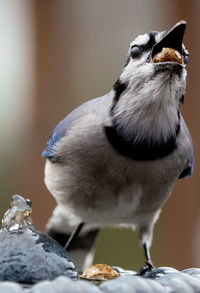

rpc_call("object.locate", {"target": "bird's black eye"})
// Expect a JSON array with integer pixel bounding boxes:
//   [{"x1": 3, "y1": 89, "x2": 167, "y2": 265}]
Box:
[{"x1": 131, "y1": 46, "x2": 142, "y2": 58}]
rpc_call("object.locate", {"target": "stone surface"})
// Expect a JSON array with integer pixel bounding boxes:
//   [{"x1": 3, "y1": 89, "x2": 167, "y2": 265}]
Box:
[
  {"x1": 1, "y1": 266, "x2": 200, "y2": 292},
  {"x1": 182, "y1": 268, "x2": 200, "y2": 277},
  {"x1": 0, "y1": 282, "x2": 24, "y2": 293},
  {"x1": 100, "y1": 277, "x2": 137, "y2": 293},
  {"x1": 0, "y1": 228, "x2": 78, "y2": 284},
  {"x1": 157, "y1": 274, "x2": 194, "y2": 292},
  {"x1": 172, "y1": 272, "x2": 200, "y2": 292}
]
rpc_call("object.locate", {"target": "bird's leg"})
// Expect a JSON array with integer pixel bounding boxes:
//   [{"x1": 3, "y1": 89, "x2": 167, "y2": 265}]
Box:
[
  {"x1": 137, "y1": 243, "x2": 155, "y2": 276},
  {"x1": 64, "y1": 222, "x2": 85, "y2": 251},
  {"x1": 143, "y1": 243, "x2": 154, "y2": 269}
]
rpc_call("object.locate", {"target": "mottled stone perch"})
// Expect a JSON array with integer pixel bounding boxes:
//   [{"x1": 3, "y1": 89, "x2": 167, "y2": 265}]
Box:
[
  {"x1": 1, "y1": 195, "x2": 200, "y2": 292},
  {"x1": 1, "y1": 268, "x2": 200, "y2": 292}
]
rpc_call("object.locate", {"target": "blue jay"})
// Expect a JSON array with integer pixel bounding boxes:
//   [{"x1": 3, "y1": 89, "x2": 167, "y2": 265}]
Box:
[{"x1": 42, "y1": 21, "x2": 193, "y2": 273}]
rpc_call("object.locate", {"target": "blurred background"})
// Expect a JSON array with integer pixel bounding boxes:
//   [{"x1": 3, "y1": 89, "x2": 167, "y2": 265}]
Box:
[{"x1": 0, "y1": 0, "x2": 200, "y2": 271}]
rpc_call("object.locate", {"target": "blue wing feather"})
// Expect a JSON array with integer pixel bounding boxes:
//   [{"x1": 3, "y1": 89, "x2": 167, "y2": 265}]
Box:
[
  {"x1": 42, "y1": 93, "x2": 112, "y2": 159},
  {"x1": 178, "y1": 154, "x2": 194, "y2": 178}
]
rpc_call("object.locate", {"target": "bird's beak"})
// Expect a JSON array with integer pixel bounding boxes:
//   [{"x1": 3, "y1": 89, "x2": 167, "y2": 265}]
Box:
[{"x1": 152, "y1": 21, "x2": 186, "y2": 64}]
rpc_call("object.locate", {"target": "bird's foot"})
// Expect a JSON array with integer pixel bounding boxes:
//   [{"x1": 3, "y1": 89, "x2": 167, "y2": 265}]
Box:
[{"x1": 137, "y1": 260, "x2": 155, "y2": 276}]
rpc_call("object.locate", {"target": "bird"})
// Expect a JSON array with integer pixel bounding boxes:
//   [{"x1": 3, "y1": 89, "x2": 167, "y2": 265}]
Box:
[{"x1": 42, "y1": 21, "x2": 193, "y2": 274}]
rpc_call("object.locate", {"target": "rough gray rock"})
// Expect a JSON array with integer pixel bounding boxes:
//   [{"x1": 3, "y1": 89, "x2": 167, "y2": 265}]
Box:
[
  {"x1": 0, "y1": 228, "x2": 78, "y2": 284},
  {"x1": 2, "y1": 266, "x2": 200, "y2": 292}
]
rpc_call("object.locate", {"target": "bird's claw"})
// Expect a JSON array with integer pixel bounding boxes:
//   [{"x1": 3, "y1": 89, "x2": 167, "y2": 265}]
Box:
[{"x1": 137, "y1": 261, "x2": 155, "y2": 276}]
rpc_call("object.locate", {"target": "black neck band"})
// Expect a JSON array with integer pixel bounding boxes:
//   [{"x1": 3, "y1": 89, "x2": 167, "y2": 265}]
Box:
[{"x1": 104, "y1": 124, "x2": 180, "y2": 161}]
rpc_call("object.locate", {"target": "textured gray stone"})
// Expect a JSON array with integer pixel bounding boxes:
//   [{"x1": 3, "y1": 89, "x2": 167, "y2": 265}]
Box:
[
  {"x1": 157, "y1": 274, "x2": 194, "y2": 293},
  {"x1": 119, "y1": 276, "x2": 155, "y2": 293},
  {"x1": 0, "y1": 228, "x2": 78, "y2": 284},
  {"x1": 182, "y1": 268, "x2": 200, "y2": 277},
  {"x1": 140, "y1": 278, "x2": 166, "y2": 293},
  {"x1": 30, "y1": 277, "x2": 102, "y2": 293},
  {"x1": 28, "y1": 280, "x2": 56, "y2": 293},
  {"x1": 76, "y1": 280, "x2": 102, "y2": 293},
  {"x1": 168, "y1": 272, "x2": 200, "y2": 293},
  {"x1": 51, "y1": 276, "x2": 81, "y2": 293},
  {"x1": 101, "y1": 276, "x2": 155, "y2": 293},
  {"x1": 100, "y1": 277, "x2": 137, "y2": 293},
  {"x1": 1, "y1": 266, "x2": 200, "y2": 292},
  {"x1": 0, "y1": 282, "x2": 24, "y2": 293}
]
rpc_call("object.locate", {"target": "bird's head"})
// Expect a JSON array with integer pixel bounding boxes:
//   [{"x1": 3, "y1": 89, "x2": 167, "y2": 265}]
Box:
[{"x1": 112, "y1": 21, "x2": 188, "y2": 113}]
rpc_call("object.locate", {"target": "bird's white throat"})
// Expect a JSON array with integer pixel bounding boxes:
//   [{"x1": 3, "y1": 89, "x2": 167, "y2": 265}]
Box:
[{"x1": 112, "y1": 71, "x2": 184, "y2": 144}]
